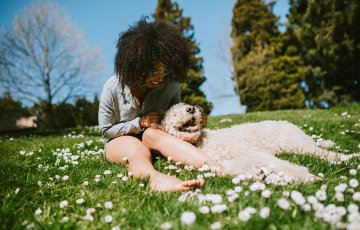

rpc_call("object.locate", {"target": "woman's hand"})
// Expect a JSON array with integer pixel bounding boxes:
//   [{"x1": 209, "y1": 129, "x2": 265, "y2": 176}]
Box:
[
  {"x1": 200, "y1": 112, "x2": 207, "y2": 129},
  {"x1": 140, "y1": 112, "x2": 163, "y2": 128}
]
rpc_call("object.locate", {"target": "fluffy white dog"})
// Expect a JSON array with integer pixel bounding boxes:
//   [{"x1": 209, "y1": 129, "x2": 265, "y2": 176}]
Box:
[{"x1": 157, "y1": 103, "x2": 354, "y2": 183}]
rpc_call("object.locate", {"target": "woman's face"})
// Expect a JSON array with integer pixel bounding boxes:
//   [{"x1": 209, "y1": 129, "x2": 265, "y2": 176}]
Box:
[{"x1": 144, "y1": 62, "x2": 166, "y2": 88}]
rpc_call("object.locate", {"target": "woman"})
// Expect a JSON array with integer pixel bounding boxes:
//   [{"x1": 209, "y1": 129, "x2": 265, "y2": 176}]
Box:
[{"x1": 98, "y1": 19, "x2": 224, "y2": 192}]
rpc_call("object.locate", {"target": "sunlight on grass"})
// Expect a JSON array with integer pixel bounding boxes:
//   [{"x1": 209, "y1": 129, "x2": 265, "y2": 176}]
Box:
[{"x1": 0, "y1": 105, "x2": 359, "y2": 229}]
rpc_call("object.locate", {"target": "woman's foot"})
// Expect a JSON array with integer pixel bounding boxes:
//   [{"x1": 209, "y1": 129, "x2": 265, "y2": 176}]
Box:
[{"x1": 149, "y1": 173, "x2": 205, "y2": 192}]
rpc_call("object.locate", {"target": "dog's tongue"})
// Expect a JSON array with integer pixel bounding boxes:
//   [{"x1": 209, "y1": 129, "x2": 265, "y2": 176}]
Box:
[{"x1": 183, "y1": 125, "x2": 198, "y2": 132}]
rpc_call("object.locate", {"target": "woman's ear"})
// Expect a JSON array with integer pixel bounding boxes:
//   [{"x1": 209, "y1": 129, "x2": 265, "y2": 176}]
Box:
[{"x1": 150, "y1": 123, "x2": 162, "y2": 130}]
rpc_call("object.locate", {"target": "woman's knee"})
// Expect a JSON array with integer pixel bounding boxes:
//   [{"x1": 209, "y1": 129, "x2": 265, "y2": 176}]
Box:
[
  {"x1": 142, "y1": 127, "x2": 165, "y2": 147},
  {"x1": 105, "y1": 136, "x2": 151, "y2": 163}
]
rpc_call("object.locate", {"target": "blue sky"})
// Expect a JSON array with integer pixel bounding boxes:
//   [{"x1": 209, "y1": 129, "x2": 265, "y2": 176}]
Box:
[{"x1": 0, "y1": 0, "x2": 289, "y2": 115}]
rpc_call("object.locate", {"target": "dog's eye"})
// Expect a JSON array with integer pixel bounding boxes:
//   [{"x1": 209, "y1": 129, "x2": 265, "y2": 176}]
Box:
[{"x1": 195, "y1": 105, "x2": 204, "y2": 113}]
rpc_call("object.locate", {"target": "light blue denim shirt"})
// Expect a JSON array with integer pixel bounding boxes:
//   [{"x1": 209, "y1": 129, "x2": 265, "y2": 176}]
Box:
[{"x1": 98, "y1": 75, "x2": 181, "y2": 140}]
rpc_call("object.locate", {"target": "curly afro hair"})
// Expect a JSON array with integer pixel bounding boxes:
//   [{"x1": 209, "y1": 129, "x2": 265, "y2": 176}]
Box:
[{"x1": 115, "y1": 19, "x2": 190, "y2": 88}]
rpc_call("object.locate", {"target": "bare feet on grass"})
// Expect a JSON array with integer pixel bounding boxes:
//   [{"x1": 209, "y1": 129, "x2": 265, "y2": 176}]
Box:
[{"x1": 149, "y1": 173, "x2": 205, "y2": 192}]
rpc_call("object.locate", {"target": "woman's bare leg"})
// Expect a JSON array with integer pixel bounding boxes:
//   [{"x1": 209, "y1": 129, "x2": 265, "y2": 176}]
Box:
[
  {"x1": 142, "y1": 128, "x2": 225, "y2": 174},
  {"x1": 105, "y1": 136, "x2": 204, "y2": 192}
]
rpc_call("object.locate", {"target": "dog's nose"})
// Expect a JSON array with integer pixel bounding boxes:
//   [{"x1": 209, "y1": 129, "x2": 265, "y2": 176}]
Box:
[{"x1": 186, "y1": 106, "x2": 195, "y2": 114}]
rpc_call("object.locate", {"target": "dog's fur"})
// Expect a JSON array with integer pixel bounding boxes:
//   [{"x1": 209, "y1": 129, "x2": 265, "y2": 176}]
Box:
[{"x1": 157, "y1": 103, "x2": 354, "y2": 183}]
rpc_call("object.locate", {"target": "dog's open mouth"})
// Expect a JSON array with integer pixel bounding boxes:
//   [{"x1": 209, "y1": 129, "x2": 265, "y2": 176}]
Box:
[{"x1": 178, "y1": 118, "x2": 199, "y2": 132}]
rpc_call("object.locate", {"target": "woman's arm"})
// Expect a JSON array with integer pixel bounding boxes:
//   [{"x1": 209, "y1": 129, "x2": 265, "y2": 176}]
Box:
[{"x1": 98, "y1": 85, "x2": 143, "y2": 139}]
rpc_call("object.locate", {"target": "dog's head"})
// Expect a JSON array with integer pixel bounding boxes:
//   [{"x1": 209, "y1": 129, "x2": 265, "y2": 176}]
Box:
[{"x1": 159, "y1": 103, "x2": 204, "y2": 143}]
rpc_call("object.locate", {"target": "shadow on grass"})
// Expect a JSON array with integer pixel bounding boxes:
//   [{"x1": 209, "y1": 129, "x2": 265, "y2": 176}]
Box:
[{"x1": 0, "y1": 126, "x2": 100, "y2": 138}]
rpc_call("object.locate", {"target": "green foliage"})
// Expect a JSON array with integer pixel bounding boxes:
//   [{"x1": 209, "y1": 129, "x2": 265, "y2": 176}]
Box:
[
  {"x1": 153, "y1": 0, "x2": 213, "y2": 114},
  {"x1": 0, "y1": 92, "x2": 31, "y2": 119},
  {"x1": 73, "y1": 95, "x2": 99, "y2": 127},
  {"x1": 288, "y1": 0, "x2": 360, "y2": 107},
  {"x1": 29, "y1": 96, "x2": 99, "y2": 129},
  {"x1": 231, "y1": 0, "x2": 307, "y2": 111}
]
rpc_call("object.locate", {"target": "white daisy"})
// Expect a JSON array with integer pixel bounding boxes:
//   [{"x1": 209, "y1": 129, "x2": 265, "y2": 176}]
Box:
[
  {"x1": 335, "y1": 183, "x2": 347, "y2": 193},
  {"x1": 160, "y1": 222, "x2": 173, "y2": 230},
  {"x1": 76, "y1": 198, "x2": 85, "y2": 204},
  {"x1": 302, "y1": 204, "x2": 311, "y2": 212},
  {"x1": 210, "y1": 221, "x2": 221, "y2": 230},
  {"x1": 347, "y1": 204, "x2": 359, "y2": 213},
  {"x1": 199, "y1": 206, "x2": 210, "y2": 214},
  {"x1": 234, "y1": 186, "x2": 243, "y2": 193},
  {"x1": 261, "y1": 189, "x2": 271, "y2": 198},
  {"x1": 180, "y1": 211, "x2": 196, "y2": 226},
  {"x1": 86, "y1": 208, "x2": 96, "y2": 214},
  {"x1": 104, "y1": 201, "x2": 113, "y2": 209},
  {"x1": 35, "y1": 208, "x2": 42, "y2": 215},
  {"x1": 335, "y1": 193, "x2": 344, "y2": 202},
  {"x1": 238, "y1": 210, "x2": 251, "y2": 222},
  {"x1": 104, "y1": 215, "x2": 113, "y2": 223},
  {"x1": 59, "y1": 200, "x2": 68, "y2": 208},
  {"x1": 210, "y1": 204, "x2": 227, "y2": 213},
  {"x1": 278, "y1": 198, "x2": 290, "y2": 210},
  {"x1": 61, "y1": 216, "x2": 69, "y2": 223},
  {"x1": 352, "y1": 192, "x2": 360, "y2": 201},
  {"x1": 349, "y1": 169, "x2": 357, "y2": 175},
  {"x1": 349, "y1": 179, "x2": 359, "y2": 188},
  {"x1": 315, "y1": 190, "x2": 327, "y2": 201},
  {"x1": 291, "y1": 190, "x2": 305, "y2": 205},
  {"x1": 259, "y1": 207, "x2": 270, "y2": 219}
]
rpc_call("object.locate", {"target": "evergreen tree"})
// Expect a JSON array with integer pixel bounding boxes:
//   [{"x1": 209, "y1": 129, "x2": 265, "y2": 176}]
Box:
[
  {"x1": 231, "y1": 0, "x2": 279, "y2": 61},
  {"x1": 231, "y1": 0, "x2": 306, "y2": 111},
  {"x1": 288, "y1": 0, "x2": 360, "y2": 107},
  {"x1": 153, "y1": 0, "x2": 213, "y2": 114},
  {"x1": 235, "y1": 37, "x2": 306, "y2": 112}
]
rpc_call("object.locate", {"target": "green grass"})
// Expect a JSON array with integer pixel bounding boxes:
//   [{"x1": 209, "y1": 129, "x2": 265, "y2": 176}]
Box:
[{"x1": 1, "y1": 105, "x2": 359, "y2": 229}]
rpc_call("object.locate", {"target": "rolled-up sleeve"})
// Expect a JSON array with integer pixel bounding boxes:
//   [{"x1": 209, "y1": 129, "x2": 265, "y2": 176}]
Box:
[{"x1": 98, "y1": 86, "x2": 143, "y2": 139}]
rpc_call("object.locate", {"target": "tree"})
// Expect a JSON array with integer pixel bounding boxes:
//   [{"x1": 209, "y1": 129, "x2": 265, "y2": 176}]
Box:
[
  {"x1": 235, "y1": 40, "x2": 306, "y2": 112},
  {"x1": 0, "y1": 1, "x2": 103, "y2": 128},
  {"x1": 288, "y1": 0, "x2": 360, "y2": 107},
  {"x1": 153, "y1": 0, "x2": 213, "y2": 114},
  {"x1": 74, "y1": 95, "x2": 99, "y2": 126},
  {"x1": 231, "y1": 0, "x2": 279, "y2": 61},
  {"x1": 231, "y1": 0, "x2": 308, "y2": 111},
  {"x1": 0, "y1": 91, "x2": 31, "y2": 120}
]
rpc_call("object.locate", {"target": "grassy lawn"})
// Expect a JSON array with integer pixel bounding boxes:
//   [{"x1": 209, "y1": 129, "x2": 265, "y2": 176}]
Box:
[{"x1": 1, "y1": 105, "x2": 359, "y2": 229}]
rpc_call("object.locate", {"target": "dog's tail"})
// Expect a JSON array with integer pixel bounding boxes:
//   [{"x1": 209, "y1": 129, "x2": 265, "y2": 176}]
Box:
[{"x1": 313, "y1": 147, "x2": 359, "y2": 163}]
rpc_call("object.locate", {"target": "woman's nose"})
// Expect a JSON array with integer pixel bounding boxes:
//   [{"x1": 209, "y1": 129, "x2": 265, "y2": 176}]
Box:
[{"x1": 186, "y1": 106, "x2": 195, "y2": 114}]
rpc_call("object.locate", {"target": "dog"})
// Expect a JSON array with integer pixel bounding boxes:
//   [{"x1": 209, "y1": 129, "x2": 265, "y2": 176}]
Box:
[{"x1": 156, "y1": 103, "x2": 356, "y2": 183}]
